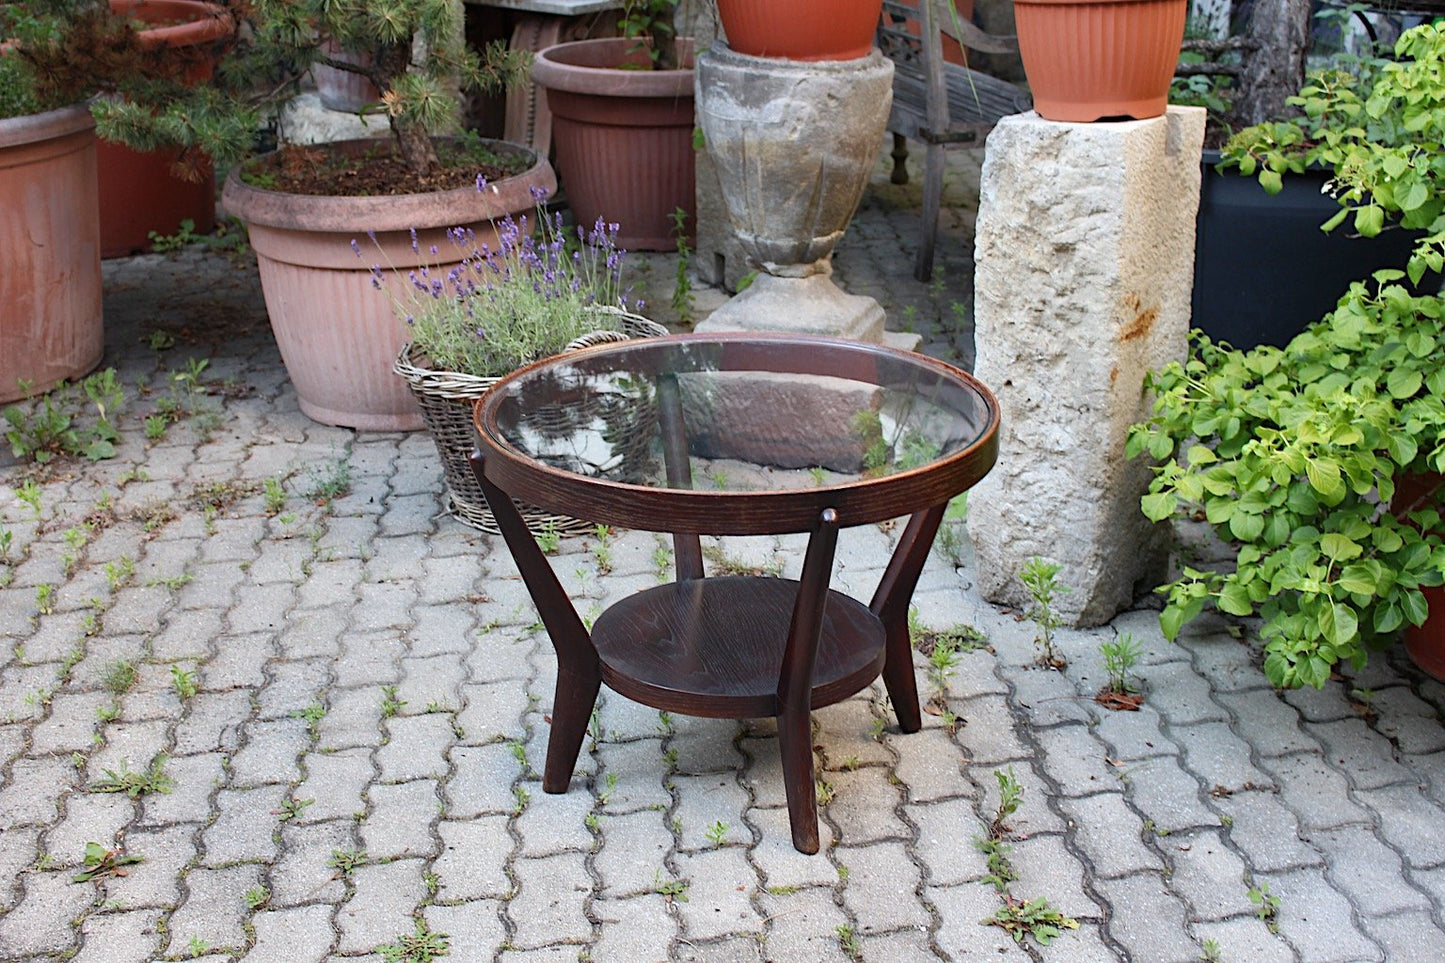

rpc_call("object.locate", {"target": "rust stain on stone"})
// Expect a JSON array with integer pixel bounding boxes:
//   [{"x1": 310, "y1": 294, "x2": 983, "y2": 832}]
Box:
[{"x1": 1120, "y1": 293, "x2": 1158, "y2": 343}]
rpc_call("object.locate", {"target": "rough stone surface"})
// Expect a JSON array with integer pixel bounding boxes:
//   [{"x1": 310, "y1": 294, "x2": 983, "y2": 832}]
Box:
[{"x1": 969, "y1": 107, "x2": 1207, "y2": 626}]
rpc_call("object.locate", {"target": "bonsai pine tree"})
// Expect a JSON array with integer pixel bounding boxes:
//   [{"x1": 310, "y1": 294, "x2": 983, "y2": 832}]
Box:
[{"x1": 245, "y1": 0, "x2": 529, "y2": 174}]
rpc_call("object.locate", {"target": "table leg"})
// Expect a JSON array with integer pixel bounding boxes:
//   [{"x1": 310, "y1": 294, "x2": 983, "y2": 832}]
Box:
[
  {"x1": 777, "y1": 508, "x2": 841, "y2": 854},
  {"x1": 469, "y1": 449, "x2": 601, "y2": 793},
  {"x1": 869, "y1": 503, "x2": 948, "y2": 734},
  {"x1": 656, "y1": 373, "x2": 703, "y2": 581}
]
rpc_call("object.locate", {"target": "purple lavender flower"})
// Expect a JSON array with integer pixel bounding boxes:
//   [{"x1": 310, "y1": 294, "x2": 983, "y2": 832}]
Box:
[
  {"x1": 350, "y1": 238, "x2": 361, "y2": 257},
  {"x1": 476, "y1": 175, "x2": 488, "y2": 193}
]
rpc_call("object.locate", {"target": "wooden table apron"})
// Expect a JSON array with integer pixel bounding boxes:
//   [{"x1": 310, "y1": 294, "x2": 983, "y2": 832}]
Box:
[{"x1": 467, "y1": 334, "x2": 1000, "y2": 853}]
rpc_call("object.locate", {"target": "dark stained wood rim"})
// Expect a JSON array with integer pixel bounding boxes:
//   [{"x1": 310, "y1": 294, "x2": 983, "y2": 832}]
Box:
[{"x1": 474, "y1": 332, "x2": 1001, "y2": 535}]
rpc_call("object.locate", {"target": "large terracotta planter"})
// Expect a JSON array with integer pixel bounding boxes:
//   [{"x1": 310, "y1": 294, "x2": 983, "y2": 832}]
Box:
[
  {"x1": 1013, "y1": 0, "x2": 1187, "y2": 123},
  {"x1": 221, "y1": 140, "x2": 556, "y2": 431},
  {"x1": 98, "y1": 0, "x2": 233, "y2": 257},
  {"x1": 531, "y1": 38, "x2": 694, "y2": 251},
  {"x1": 715, "y1": 0, "x2": 884, "y2": 61},
  {"x1": 0, "y1": 105, "x2": 105, "y2": 404}
]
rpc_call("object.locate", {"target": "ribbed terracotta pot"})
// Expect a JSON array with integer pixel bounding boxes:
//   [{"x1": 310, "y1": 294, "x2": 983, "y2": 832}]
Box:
[
  {"x1": 532, "y1": 38, "x2": 694, "y2": 251},
  {"x1": 1395, "y1": 472, "x2": 1445, "y2": 680},
  {"x1": 312, "y1": 38, "x2": 381, "y2": 113},
  {"x1": 1014, "y1": 0, "x2": 1187, "y2": 123},
  {"x1": 222, "y1": 140, "x2": 556, "y2": 431},
  {"x1": 0, "y1": 105, "x2": 105, "y2": 404},
  {"x1": 98, "y1": 0, "x2": 234, "y2": 257},
  {"x1": 716, "y1": 0, "x2": 885, "y2": 60}
]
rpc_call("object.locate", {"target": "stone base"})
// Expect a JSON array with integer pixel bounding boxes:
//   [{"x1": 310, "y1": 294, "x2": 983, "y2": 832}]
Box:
[
  {"x1": 695, "y1": 273, "x2": 885, "y2": 342},
  {"x1": 278, "y1": 92, "x2": 391, "y2": 146},
  {"x1": 968, "y1": 107, "x2": 1206, "y2": 627},
  {"x1": 693, "y1": 147, "x2": 751, "y2": 293}
]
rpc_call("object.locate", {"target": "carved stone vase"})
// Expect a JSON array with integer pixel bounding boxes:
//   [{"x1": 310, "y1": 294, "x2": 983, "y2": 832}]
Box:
[{"x1": 695, "y1": 44, "x2": 896, "y2": 343}]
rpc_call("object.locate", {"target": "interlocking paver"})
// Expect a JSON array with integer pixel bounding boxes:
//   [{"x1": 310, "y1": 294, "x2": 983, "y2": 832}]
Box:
[
  {"x1": 1261, "y1": 866, "x2": 1381, "y2": 962},
  {"x1": 508, "y1": 852, "x2": 594, "y2": 947},
  {"x1": 169, "y1": 863, "x2": 265, "y2": 950},
  {"x1": 671, "y1": 847, "x2": 763, "y2": 941},
  {"x1": 1256, "y1": 751, "x2": 1371, "y2": 832},
  {"x1": 837, "y1": 840, "x2": 929, "y2": 933},
  {"x1": 361, "y1": 779, "x2": 441, "y2": 858},
  {"x1": 1311, "y1": 825, "x2": 1432, "y2": 916},
  {"x1": 241, "y1": 905, "x2": 337, "y2": 963},
  {"x1": 336, "y1": 857, "x2": 427, "y2": 954},
  {"x1": 72, "y1": 909, "x2": 165, "y2": 963},
  {"x1": 435, "y1": 816, "x2": 512, "y2": 900}
]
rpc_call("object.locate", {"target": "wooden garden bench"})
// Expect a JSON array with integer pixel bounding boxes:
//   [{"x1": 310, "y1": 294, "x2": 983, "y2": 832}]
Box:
[{"x1": 878, "y1": 0, "x2": 1031, "y2": 281}]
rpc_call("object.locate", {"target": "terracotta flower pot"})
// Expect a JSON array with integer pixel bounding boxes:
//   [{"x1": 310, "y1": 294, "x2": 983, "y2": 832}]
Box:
[
  {"x1": 312, "y1": 38, "x2": 381, "y2": 113},
  {"x1": 1394, "y1": 472, "x2": 1445, "y2": 680},
  {"x1": 0, "y1": 104, "x2": 105, "y2": 404},
  {"x1": 98, "y1": 0, "x2": 234, "y2": 258},
  {"x1": 716, "y1": 0, "x2": 885, "y2": 61},
  {"x1": 222, "y1": 140, "x2": 556, "y2": 431},
  {"x1": 531, "y1": 38, "x2": 694, "y2": 251},
  {"x1": 1013, "y1": 0, "x2": 1187, "y2": 123}
]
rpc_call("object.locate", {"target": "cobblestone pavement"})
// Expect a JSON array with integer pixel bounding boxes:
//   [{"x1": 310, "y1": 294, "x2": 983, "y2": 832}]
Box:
[{"x1": 4, "y1": 146, "x2": 1445, "y2": 963}]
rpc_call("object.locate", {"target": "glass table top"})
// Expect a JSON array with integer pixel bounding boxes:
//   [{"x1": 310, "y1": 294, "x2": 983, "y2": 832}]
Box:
[{"x1": 476, "y1": 333, "x2": 998, "y2": 497}]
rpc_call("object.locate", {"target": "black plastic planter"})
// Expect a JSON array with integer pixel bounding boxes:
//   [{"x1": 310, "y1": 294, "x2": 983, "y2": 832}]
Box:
[{"x1": 1192, "y1": 149, "x2": 1427, "y2": 351}]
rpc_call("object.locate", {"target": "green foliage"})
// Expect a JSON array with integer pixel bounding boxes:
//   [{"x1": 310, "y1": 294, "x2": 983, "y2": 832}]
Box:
[
  {"x1": 377, "y1": 919, "x2": 449, "y2": 963},
  {"x1": 1100, "y1": 633, "x2": 1143, "y2": 695},
  {"x1": 1248, "y1": 880, "x2": 1281, "y2": 932},
  {"x1": 147, "y1": 219, "x2": 202, "y2": 253},
  {"x1": 983, "y1": 895, "x2": 1080, "y2": 946},
  {"x1": 670, "y1": 207, "x2": 694, "y2": 324},
  {"x1": 1219, "y1": 24, "x2": 1445, "y2": 284},
  {"x1": 89, "y1": 757, "x2": 173, "y2": 797},
  {"x1": 73, "y1": 841, "x2": 143, "y2": 882},
  {"x1": 3, "y1": 369, "x2": 126, "y2": 464},
  {"x1": 619, "y1": 0, "x2": 680, "y2": 70},
  {"x1": 170, "y1": 664, "x2": 200, "y2": 700},
  {"x1": 1019, "y1": 558, "x2": 1068, "y2": 667},
  {"x1": 1128, "y1": 274, "x2": 1445, "y2": 688},
  {"x1": 990, "y1": 766, "x2": 1023, "y2": 840}
]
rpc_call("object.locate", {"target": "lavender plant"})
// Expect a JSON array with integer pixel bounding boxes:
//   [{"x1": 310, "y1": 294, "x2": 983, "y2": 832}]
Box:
[{"x1": 373, "y1": 186, "x2": 640, "y2": 378}]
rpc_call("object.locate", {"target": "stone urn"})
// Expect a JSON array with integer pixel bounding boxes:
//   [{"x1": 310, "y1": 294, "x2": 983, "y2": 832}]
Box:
[{"x1": 695, "y1": 44, "x2": 895, "y2": 341}]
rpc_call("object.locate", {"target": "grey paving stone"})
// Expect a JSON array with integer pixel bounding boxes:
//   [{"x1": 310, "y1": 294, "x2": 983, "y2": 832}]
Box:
[
  {"x1": 202, "y1": 784, "x2": 287, "y2": 866},
  {"x1": 822, "y1": 767, "x2": 909, "y2": 846},
  {"x1": 1306, "y1": 717, "x2": 1420, "y2": 791},
  {"x1": 1261, "y1": 866, "x2": 1382, "y2": 962},
  {"x1": 1056, "y1": 791, "x2": 1164, "y2": 880},
  {"x1": 1282, "y1": 682, "x2": 1358, "y2": 723},
  {"x1": 515, "y1": 780, "x2": 595, "y2": 857},
  {"x1": 1092, "y1": 872, "x2": 1198, "y2": 963},
  {"x1": 1161, "y1": 828, "x2": 1254, "y2": 921},
  {"x1": 44, "y1": 792, "x2": 133, "y2": 861},
  {"x1": 408, "y1": 604, "x2": 476, "y2": 659},
  {"x1": 928, "y1": 882, "x2": 1035, "y2": 960},
  {"x1": 332, "y1": 633, "x2": 407, "y2": 688},
  {"x1": 1001, "y1": 666, "x2": 1094, "y2": 727},
  {"x1": 394, "y1": 654, "x2": 466, "y2": 715},
  {"x1": 589, "y1": 894, "x2": 677, "y2": 963},
  {"x1": 672, "y1": 847, "x2": 763, "y2": 942},
  {"x1": 169, "y1": 863, "x2": 263, "y2": 951},
  {"x1": 590, "y1": 808, "x2": 671, "y2": 900},
  {"x1": 0, "y1": 869, "x2": 92, "y2": 956},
  {"x1": 955, "y1": 693, "x2": 1031, "y2": 765},
  {"x1": 1032, "y1": 723, "x2": 1117, "y2": 798},
  {"x1": 1183, "y1": 633, "x2": 1269, "y2": 693},
  {"x1": 72, "y1": 909, "x2": 166, "y2": 963},
  {"x1": 276, "y1": 607, "x2": 347, "y2": 660},
  {"x1": 456, "y1": 681, "x2": 531, "y2": 747},
  {"x1": 909, "y1": 797, "x2": 988, "y2": 886},
  {"x1": 257, "y1": 658, "x2": 332, "y2": 721},
  {"x1": 0, "y1": 755, "x2": 76, "y2": 827},
  {"x1": 362, "y1": 779, "x2": 440, "y2": 859},
  {"x1": 240, "y1": 903, "x2": 337, "y2": 963},
  {"x1": 1125, "y1": 759, "x2": 1218, "y2": 836},
  {"x1": 434, "y1": 816, "x2": 512, "y2": 901},
  {"x1": 418, "y1": 555, "x2": 486, "y2": 606},
  {"x1": 151, "y1": 607, "x2": 225, "y2": 661},
  {"x1": 1189, "y1": 916, "x2": 1294, "y2": 963},
  {"x1": 837, "y1": 840, "x2": 930, "y2": 933},
  {"x1": 29, "y1": 691, "x2": 109, "y2": 754},
  {"x1": 352, "y1": 582, "x2": 419, "y2": 633},
  {"x1": 1170, "y1": 721, "x2": 1274, "y2": 795},
  {"x1": 204, "y1": 630, "x2": 273, "y2": 690},
  {"x1": 1010, "y1": 833, "x2": 1104, "y2": 921},
  {"x1": 422, "y1": 901, "x2": 508, "y2": 962},
  {"x1": 336, "y1": 857, "x2": 428, "y2": 954},
  {"x1": 1215, "y1": 689, "x2": 1317, "y2": 758},
  {"x1": 0, "y1": 825, "x2": 40, "y2": 910},
  {"x1": 316, "y1": 684, "x2": 385, "y2": 750},
  {"x1": 891, "y1": 728, "x2": 972, "y2": 803},
  {"x1": 98, "y1": 823, "x2": 197, "y2": 909},
  {"x1": 1257, "y1": 752, "x2": 1371, "y2": 833},
  {"x1": 446, "y1": 743, "x2": 518, "y2": 817},
  {"x1": 816, "y1": 695, "x2": 897, "y2": 767},
  {"x1": 670, "y1": 716, "x2": 746, "y2": 775},
  {"x1": 1212, "y1": 789, "x2": 1323, "y2": 873},
  {"x1": 508, "y1": 852, "x2": 594, "y2": 948},
  {"x1": 228, "y1": 718, "x2": 310, "y2": 787},
  {"x1": 227, "y1": 583, "x2": 294, "y2": 635},
  {"x1": 1091, "y1": 702, "x2": 1179, "y2": 762},
  {"x1": 1358, "y1": 783, "x2": 1445, "y2": 869},
  {"x1": 172, "y1": 690, "x2": 252, "y2": 755},
  {"x1": 376, "y1": 713, "x2": 454, "y2": 782},
  {"x1": 1311, "y1": 826, "x2": 1431, "y2": 916},
  {"x1": 1361, "y1": 909, "x2": 1445, "y2": 962},
  {"x1": 268, "y1": 820, "x2": 352, "y2": 907}
]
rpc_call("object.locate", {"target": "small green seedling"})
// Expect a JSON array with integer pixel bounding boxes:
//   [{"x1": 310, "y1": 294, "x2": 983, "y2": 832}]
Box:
[
  {"x1": 984, "y1": 894, "x2": 1080, "y2": 946},
  {"x1": 74, "y1": 842, "x2": 143, "y2": 882},
  {"x1": 170, "y1": 664, "x2": 200, "y2": 700},
  {"x1": 377, "y1": 919, "x2": 449, "y2": 963},
  {"x1": 89, "y1": 757, "x2": 173, "y2": 798},
  {"x1": 1019, "y1": 557, "x2": 1069, "y2": 668},
  {"x1": 1248, "y1": 880, "x2": 1281, "y2": 932},
  {"x1": 705, "y1": 820, "x2": 728, "y2": 847}
]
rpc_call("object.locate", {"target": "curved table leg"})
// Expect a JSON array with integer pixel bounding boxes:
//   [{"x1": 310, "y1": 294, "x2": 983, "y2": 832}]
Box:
[
  {"x1": 777, "y1": 508, "x2": 841, "y2": 854},
  {"x1": 469, "y1": 449, "x2": 601, "y2": 793},
  {"x1": 870, "y1": 502, "x2": 948, "y2": 734}
]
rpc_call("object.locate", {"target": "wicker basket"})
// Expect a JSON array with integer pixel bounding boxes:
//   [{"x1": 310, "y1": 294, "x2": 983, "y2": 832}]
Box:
[{"x1": 395, "y1": 308, "x2": 669, "y2": 534}]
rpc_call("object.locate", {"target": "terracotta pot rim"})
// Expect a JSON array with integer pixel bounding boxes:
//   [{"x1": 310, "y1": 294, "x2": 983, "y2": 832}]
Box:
[
  {"x1": 111, "y1": 0, "x2": 234, "y2": 48},
  {"x1": 533, "y1": 38, "x2": 695, "y2": 98},
  {"x1": 0, "y1": 102, "x2": 95, "y2": 150},
  {"x1": 222, "y1": 138, "x2": 556, "y2": 234}
]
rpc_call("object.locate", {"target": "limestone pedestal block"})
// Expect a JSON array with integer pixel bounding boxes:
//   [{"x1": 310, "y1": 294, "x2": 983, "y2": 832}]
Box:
[
  {"x1": 969, "y1": 107, "x2": 1205, "y2": 626},
  {"x1": 694, "y1": 43, "x2": 894, "y2": 340}
]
